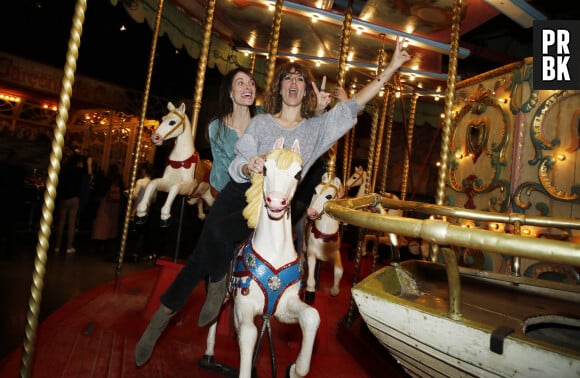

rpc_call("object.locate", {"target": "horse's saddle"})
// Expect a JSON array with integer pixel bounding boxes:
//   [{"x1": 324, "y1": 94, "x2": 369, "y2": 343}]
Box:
[{"x1": 232, "y1": 237, "x2": 303, "y2": 315}]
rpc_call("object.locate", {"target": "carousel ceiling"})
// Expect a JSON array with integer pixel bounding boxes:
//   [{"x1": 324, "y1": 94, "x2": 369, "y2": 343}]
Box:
[{"x1": 116, "y1": 0, "x2": 555, "y2": 101}]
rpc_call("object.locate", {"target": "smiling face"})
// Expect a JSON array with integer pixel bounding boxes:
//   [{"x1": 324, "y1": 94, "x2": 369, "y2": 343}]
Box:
[
  {"x1": 280, "y1": 69, "x2": 306, "y2": 108},
  {"x1": 230, "y1": 71, "x2": 256, "y2": 107}
]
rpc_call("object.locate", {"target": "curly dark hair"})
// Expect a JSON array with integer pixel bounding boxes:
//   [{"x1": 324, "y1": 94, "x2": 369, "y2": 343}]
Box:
[{"x1": 263, "y1": 62, "x2": 317, "y2": 119}]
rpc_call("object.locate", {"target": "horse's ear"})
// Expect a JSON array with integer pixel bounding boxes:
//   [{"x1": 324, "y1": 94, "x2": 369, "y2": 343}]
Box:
[
  {"x1": 179, "y1": 103, "x2": 186, "y2": 114},
  {"x1": 167, "y1": 102, "x2": 175, "y2": 111},
  {"x1": 273, "y1": 137, "x2": 285, "y2": 150},
  {"x1": 321, "y1": 172, "x2": 329, "y2": 182},
  {"x1": 291, "y1": 139, "x2": 300, "y2": 155}
]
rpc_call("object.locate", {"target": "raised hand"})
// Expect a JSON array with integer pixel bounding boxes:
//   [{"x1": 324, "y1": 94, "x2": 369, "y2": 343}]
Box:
[{"x1": 313, "y1": 76, "x2": 332, "y2": 113}]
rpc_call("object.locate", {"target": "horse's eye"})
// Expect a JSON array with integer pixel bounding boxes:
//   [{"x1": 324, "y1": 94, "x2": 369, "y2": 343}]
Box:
[
  {"x1": 295, "y1": 170, "x2": 302, "y2": 181},
  {"x1": 169, "y1": 120, "x2": 176, "y2": 126},
  {"x1": 325, "y1": 194, "x2": 332, "y2": 200}
]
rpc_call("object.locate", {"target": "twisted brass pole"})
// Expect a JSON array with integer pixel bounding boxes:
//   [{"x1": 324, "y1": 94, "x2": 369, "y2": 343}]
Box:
[
  {"x1": 329, "y1": 0, "x2": 353, "y2": 181},
  {"x1": 116, "y1": 0, "x2": 166, "y2": 279},
  {"x1": 190, "y1": 0, "x2": 216, "y2": 142},
  {"x1": 371, "y1": 35, "x2": 387, "y2": 192},
  {"x1": 19, "y1": 2, "x2": 86, "y2": 377},
  {"x1": 346, "y1": 35, "x2": 386, "y2": 326},
  {"x1": 265, "y1": 0, "x2": 285, "y2": 90},
  {"x1": 400, "y1": 92, "x2": 418, "y2": 201},
  {"x1": 433, "y1": 0, "x2": 464, "y2": 318},
  {"x1": 378, "y1": 85, "x2": 394, "y2": 193}
]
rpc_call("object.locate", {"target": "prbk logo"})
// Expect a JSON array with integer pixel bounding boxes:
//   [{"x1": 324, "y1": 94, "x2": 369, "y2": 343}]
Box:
[{"x1": 533, "y1": 20, "x2": 580, "y2": 90}]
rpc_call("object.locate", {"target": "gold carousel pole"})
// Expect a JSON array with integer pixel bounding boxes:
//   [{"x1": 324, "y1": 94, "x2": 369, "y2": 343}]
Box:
[
  {"x1": 330, "y1": 0, "x2": 353, "y2": 181},
  {"x1": 378, "y1": 84, "x2": 394, "y2": 193},
  {"x1": 264, "y1": 0, "x2": 285, "y2": 90},
  {"x1": 400, "y1": 92, "x2": 418, "y2": 201},
  {"x1": 367, "y1": 41, "x2": 387, "y2": 277},
  {"x1": 116, "y1": 0, "x2": 166, "y2": 278},
  {"x1": 189, "y1": 0, "x2": 216, "y2": 142},
  {"x1": 19, "y1": 1, "x2": 87, "y2": 376},
  {"x1": 433, "y1": 0, "x2": 464, "y2": 318},
  {"x1": 345, "y1": 36, "x2": 386, "y2": 326},
  {"x1": 249, "y1": 53, "x2": 256, "y2": 75},
  {"x1": 370, "y1": 34, "x2": 388, "y2": 192}
]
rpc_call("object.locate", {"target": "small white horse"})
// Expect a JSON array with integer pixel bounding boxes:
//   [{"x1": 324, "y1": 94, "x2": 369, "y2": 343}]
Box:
[
  {"x1": 303, "y1": 173, "x2": 345, "y2": 303},
  {"x1": 345, "y1": 167, "x2": 403, "y2": 254},
  {"x1": 201, "y1": 138, "x2": 320, "y2": 378},
  {"x1": 344, "y1": 165, "x2": 368, "y2": 198},
  {"x1": 134, "y1": 102, "x2": 215, "y2": 226}
]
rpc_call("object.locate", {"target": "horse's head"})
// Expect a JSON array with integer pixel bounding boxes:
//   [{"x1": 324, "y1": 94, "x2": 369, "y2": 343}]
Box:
[
  {"x1": 307, "y1": 173, "x2": 344, "y2": 220},
  {"x1": 345, "y1": 166, "x2": 366, "y2": 191},
  {"x1": 151, "y1": 102, "x2": 190, "y2": 146},
  {"x1": 243, "y1": 138, "x2": 302, "y2": 227}
]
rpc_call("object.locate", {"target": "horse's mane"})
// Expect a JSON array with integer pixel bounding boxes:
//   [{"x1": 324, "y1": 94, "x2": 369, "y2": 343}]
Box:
[{"x1": 243, "y1": 148, "x2": 303, "y2": 228}]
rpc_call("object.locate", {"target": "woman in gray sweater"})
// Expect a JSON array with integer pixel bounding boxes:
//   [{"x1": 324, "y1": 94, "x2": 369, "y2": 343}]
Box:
[{"x1": 135, "y1": 36, "x2": 410, "y2": 367}]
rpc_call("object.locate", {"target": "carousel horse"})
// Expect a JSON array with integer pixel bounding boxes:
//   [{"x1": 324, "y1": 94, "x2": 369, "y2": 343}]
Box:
[
  {"x1": 201, "y1": 138, "x2": 320, "y2": 378},
  {"x1": 303, "y1": 173, "x2": 345, "y2": 303},
  {"x1": 134, "y1": 102, "x2": 215, "y2": 227},
  {"x1": 345, "y1": 167, "x2": 402, "y2": 255},
  {"x1": 344, "y1": 165, "x2": 368, "y2": 198}
]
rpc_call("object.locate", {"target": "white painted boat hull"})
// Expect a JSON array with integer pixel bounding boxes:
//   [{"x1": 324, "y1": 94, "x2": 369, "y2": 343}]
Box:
[{"x1": 352, "y1": 260, "x2": 580, "y2": 378}]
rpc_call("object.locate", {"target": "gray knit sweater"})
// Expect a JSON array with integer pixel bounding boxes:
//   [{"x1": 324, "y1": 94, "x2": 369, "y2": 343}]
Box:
[{"x1": 229, "y1": 98, "x2": 363, "y2": 183}]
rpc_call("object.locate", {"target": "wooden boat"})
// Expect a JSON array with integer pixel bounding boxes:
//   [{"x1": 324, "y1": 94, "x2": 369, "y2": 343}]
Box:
[
  {"x1": 326, "y1": 194, "x2": 580, "y2": 378},
  {"x1": 352, "y1": 260, "x2": 580, "y2": 377}
]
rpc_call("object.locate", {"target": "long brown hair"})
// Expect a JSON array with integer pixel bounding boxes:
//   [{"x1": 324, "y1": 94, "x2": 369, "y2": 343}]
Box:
[
  {"x1": 210, "y1": 67, "x2": 257, "y2": 142},
  {"x1": 263, "y1": 62, "x2": 317, "y2": 119}
]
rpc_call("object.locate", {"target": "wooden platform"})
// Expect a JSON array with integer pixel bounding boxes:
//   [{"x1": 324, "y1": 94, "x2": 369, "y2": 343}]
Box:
[{"x1": 0, "y1": 247, "x2": 409, "y2": 377}]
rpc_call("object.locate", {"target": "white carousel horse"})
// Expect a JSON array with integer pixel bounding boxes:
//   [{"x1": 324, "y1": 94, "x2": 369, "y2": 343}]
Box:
[
  {"x1": 134, "y1": 102, "x2": 215, "y2": 227},
  {"x1": 303, "y1": 173, "x2": 345, "y2": 303},
  {"x1": 201, "y1": 138, "x2": 320, "y2": 378},
  {"x1": 344, "y1": 165, "x2": 368, "y2": 198},
  {"x1": 345, "y1": 167, "x2": 403, "y2": 255}
]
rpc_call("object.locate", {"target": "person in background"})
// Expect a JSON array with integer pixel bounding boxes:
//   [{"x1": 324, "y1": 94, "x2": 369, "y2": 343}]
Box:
[
  {"x1": 53, "y1": 153, "x2": 86, "y2": 255},
  {"x1": 135, "y1": 37, "x2": 408, "y2": 367},
  {"x1": 129, "y1": 162, "x2": 153, "y2": 262},
  {"x1": 91, "y1": 163, "x2": 124, "y2": 261},
  {"x1": 0, "y1": 149, "x2": 26, "y2": 257}
]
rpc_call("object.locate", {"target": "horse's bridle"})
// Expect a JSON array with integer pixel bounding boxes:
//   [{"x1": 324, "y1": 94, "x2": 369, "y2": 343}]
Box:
[
  {"x1": 156, "y1": 109, "x2": 186, "y2": 140},
  {"x1": 313, "y1": 181, "x2": 341, "y2": 219}
]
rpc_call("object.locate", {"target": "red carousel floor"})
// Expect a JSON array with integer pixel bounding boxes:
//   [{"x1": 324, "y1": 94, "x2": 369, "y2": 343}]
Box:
[{"x1": 0, "y1": 239, "x2": 408, "y2": 378}]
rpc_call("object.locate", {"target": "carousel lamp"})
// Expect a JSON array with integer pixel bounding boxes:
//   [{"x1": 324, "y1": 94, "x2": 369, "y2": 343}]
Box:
[
  {"x1": 0, "y1": 92, "x2": 21, "y2": 102},
  {"x1": 315, "y1": 0, "x2": 334, "y2": 10}
]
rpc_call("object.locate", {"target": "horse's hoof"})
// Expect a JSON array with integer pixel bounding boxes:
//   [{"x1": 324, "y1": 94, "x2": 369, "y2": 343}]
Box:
[
  {"x1": 134, "y1": 215, "x2": 148, "y2": 225},
  {"x1": 198, "y1": 355, "x2": 237, "y2": 376},
  {"x1": 304, "y1": 290, "x2": 315, "y2": 304},
  {"x1": 159, "y1": 217, "x2": 172, "y2": 228},
  {"x1": 285, "y1": 363, "x2": 294, "y2": 378}
]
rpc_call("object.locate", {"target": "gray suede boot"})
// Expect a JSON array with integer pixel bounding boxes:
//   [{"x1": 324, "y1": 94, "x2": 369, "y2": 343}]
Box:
[
  {"x1": 198, "y1": 276, "x2": 227, "y2": 327},
  {"x1": 135, "y1": 305, "x2": 175, "y2": 366}
]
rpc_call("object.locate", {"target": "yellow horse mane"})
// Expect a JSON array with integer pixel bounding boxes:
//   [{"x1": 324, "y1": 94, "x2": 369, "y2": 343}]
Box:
[{"x1": 243, "y1": 148, "x2": 303, "y2": 228}]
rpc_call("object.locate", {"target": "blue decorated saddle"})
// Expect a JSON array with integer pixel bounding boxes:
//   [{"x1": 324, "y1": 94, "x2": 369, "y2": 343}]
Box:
[{"x1": 232, "y1": 236, "x2": 303, "y2": 315}]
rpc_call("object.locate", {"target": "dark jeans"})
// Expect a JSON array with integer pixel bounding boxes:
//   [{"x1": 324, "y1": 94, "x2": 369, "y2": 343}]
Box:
[{"x1": 160, "y1": 181, "x2": 251, "y2": 312}]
